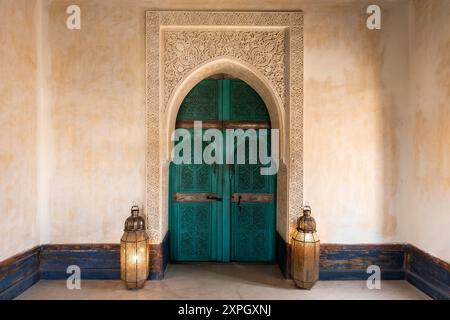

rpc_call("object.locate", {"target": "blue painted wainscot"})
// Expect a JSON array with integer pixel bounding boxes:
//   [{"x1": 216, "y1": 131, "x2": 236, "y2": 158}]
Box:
[
  {"x1": 0, "y1": 246, "x2": 40, "y2": 300},
  {"x1": 319, "y1": 244, "x2": 406, "y2": 280},
  {"x1": 405, "y1": 245, "x2": 450, "y2": 300},
  {"x1": 40, "y1": 244, "x2": 121, "y2": 280}
]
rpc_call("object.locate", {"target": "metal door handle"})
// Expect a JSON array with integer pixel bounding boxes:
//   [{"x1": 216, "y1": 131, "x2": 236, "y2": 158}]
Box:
[{"x1": 206, "y1": 195, "x2": 223, "y2": 202}]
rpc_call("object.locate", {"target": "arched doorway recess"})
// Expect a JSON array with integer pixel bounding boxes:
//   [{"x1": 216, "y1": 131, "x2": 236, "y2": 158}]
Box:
[
  {"x1": 145, "y1": 11, "x2": 303, "y2": 278},
  {"x1": 169, "y1": 77, "x2": 276, "y2": 262}
]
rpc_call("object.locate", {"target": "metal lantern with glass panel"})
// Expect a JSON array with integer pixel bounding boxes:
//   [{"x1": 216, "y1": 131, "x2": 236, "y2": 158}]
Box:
[
  {"x1": 120, "y1": 205, "x2": 149, "y2": 289},
  {"x1": 291, "y1": 204, "x2": 320, "y2": 289}
]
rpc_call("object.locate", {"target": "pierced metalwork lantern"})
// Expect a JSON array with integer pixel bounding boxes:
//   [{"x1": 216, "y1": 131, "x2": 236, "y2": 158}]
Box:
[
  {"x1": 291, "y1": 205, "x2": 320, "y2": 289},
  {"x1": 120, "y1": 205, "x2": 149, "y2": 289}
]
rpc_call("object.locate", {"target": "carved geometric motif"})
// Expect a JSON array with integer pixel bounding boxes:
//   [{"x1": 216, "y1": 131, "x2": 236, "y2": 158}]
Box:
[
  {"x1": 234, "y1": 204, "x2": 268, "y2": 257},
  {"x1": 230, "y1": 81, "x2": 270, "y2": 120},
  {"x1": 177, "y1": 80, "x2": 219, "y2": 120},
  {"x1": 179, "y1": 204, "x2": 211, "y2": 258},
  {"x1": 163, "y1": 30, "x2": 286, "y2": 107}
]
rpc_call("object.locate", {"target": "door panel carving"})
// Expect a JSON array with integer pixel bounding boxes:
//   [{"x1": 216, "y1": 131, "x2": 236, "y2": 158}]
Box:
[{"x1": 170, "y1": 80, "x2": 276, "y2": 262}]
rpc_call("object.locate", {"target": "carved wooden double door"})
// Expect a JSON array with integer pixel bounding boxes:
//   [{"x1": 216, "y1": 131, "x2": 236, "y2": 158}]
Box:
[{"x1": 169, "y1": 79, "x2": 276, "y2": 262}]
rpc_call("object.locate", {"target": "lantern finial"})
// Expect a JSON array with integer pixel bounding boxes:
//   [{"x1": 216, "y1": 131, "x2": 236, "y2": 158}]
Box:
[
  {"x1": 297, "y1": 205, "x2": 316, "y2": 232},
  {"x1": 124, "y1": 206, "x2": 146, "y2": 232}
]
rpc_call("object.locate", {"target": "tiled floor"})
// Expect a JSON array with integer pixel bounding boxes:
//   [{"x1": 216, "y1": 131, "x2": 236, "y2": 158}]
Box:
[{"x1": 17, "y1": 264, "x2": 430, "y2": 300}]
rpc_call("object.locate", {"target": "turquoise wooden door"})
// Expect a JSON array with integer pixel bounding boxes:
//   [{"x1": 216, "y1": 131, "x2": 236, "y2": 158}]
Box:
[{"x1": 170, "y1": 79, "x2": 276, "y2": 262}]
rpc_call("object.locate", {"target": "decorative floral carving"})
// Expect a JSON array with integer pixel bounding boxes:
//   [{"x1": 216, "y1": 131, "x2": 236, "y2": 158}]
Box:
[
  {"x1": 159, "y1": 11, "x2": 292, "y2": 26},
  {"x1": 145, "y1": 12, "x2": 161, "y2": 242},
  {"x1": 163, "y1": 30, "x2": 285, "y2": 107},
  {"x1": 288, "y1": 17, "x2": 304, "y2": 230}
]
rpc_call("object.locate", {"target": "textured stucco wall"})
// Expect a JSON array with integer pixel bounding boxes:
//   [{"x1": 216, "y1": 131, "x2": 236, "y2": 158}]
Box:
[
  {"x1": 0, "y1": 0, "x2": 39, "y2": 261},
  {"x1": 39, "y1": 0, "x2": 410, "y2": 245},
  {"x1": 397, "y1": 0, "x2": 450, "y2": 262},
  {"x1": 39, "y1": 0, "x2": 146, "y2": 244},
  {"x1": 303, "y1": 1, "x2": 409, "y2": 243}
]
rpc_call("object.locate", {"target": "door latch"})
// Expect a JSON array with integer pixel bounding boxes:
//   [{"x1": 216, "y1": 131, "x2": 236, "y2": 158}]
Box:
[{"x1": 237, "y1": 194, "x2": 242, "y2": 212}]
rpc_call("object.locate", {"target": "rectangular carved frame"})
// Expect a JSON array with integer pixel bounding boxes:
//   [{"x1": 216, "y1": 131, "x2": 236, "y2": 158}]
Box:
[{"x1": 145, "y1": 11, "x2": 303, "y2": 244}]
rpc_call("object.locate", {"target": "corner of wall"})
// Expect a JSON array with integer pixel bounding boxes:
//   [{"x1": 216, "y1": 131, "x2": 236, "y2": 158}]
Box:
[{"x1": 36, "y1": 0, "x2": 52, "y2": 246}]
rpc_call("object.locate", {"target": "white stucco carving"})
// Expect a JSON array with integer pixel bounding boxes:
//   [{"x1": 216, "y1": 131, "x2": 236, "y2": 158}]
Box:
[
  {"x1": 145, "y1": 11, "x2": 303, "y2": 243},
  {"x1": 163, "y1": 30, "x2": 286, "y2": 107}
]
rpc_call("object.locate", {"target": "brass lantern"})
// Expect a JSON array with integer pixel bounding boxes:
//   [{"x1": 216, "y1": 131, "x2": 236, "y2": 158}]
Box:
[
  {"x1": 120, "y1": 205, "x2": 149, "y2": 289},
  {"x1": 291, "y1": 205, "x2": 320, "y2": 289}
]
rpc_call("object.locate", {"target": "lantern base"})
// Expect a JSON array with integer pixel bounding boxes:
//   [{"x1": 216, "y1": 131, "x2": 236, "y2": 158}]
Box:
[
  {"x1": 293, "y1": 278, "x2": 318, "y2": 290},
  {"x1": 123, "y1": 280, "x2": 146, "y2": 290}
]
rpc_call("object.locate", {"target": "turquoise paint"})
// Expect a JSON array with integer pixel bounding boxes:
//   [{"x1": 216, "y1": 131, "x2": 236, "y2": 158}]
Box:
[{"x1": 169, "y1": 79, "x2": 276, "y2": 262}]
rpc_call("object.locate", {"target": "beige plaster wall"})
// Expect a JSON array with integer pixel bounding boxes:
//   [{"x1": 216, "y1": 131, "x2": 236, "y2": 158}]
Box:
[
  {"x1": 40, "y1": 0, "x2": 411, "y2": 245},
  {"x1": 303, "y1": 1, "x2": 409, "y2": 243},
  {"x1": 397, "y1": 0, "x2": 450, "y2": 262},
  {"x1": 40, "y1": 0, "x2": 146, "y2": 244},
  {"x1": 0, "y1": 0, "x2": 39, "y2": 261}
]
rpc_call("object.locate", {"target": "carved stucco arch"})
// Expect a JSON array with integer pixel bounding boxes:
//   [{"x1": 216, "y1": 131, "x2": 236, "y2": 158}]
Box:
[
  {"x1": 145, "y1": 11, "x2": 303, "y2": 245},
  {"x1": 163, "y1": 57, "x2": 286, "y2": 162}
]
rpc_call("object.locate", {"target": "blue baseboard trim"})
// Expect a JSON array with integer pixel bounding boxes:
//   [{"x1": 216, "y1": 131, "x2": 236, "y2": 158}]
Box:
[
  {"x1": 406, "y1": 271, "x2": 448, "y2": 300},
  {"x1": 319, "y1": 243, "x2": 406, "y2": 281},
  {"x1": 40, "y1": 244, "x2": 120, "y2": 280},
  {"x1": 40, "y1": 269, "x2": 120, "y2": 280},
  {"x1": 0, "y1": 272, "x2": 40, "y2": 300},
  {"x1": 405, "y1": 245, "x2": 449, "y2": 300},
  {"x1": 320, "y1": 269, "x2": 405, "y2": 280},
  {"x1": 0, "y1": 247, "x2": 40, "y2": 300}
]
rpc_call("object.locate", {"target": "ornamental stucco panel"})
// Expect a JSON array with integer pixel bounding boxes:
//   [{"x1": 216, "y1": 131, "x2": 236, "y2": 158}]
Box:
[
  {"x1": 163, "y1": 30, "x2": 286, "y2": 108},
  {"x1": 145, "y1": 11, "x2": 303, "y2": 243},
  {"x1": 288, "y1": 18, "x2": 304, "y2": 231},
  {"x1": 145, "y1": 12, "x2": 160, "y2": 242}
]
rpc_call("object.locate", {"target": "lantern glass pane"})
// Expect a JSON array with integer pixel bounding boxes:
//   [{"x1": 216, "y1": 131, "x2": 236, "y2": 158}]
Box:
[
  {"x1": 136, "y1": 231, "x2": 147, "y2": 242},
  {"x1": 120, "y1": 241, "x2": 126, "y2": 281},
  {"x1": 120, "y1": 230, "x2": 149, "y2": 289},
  {"x1": 304, "y1": 232, "x2": 315, "y2": 242},
  {"x1": 136, "y1": 240, "x2": 149, "y2": 280},
  {"x1": 291, "y1": 230, "x2": 320, "y2": 289},
  {"x1": 125, "y1": 232, "x2": 137, "y2": 242},
  {"x1": 126, "y1": 241, "x2": 138, "y2": 284}
]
